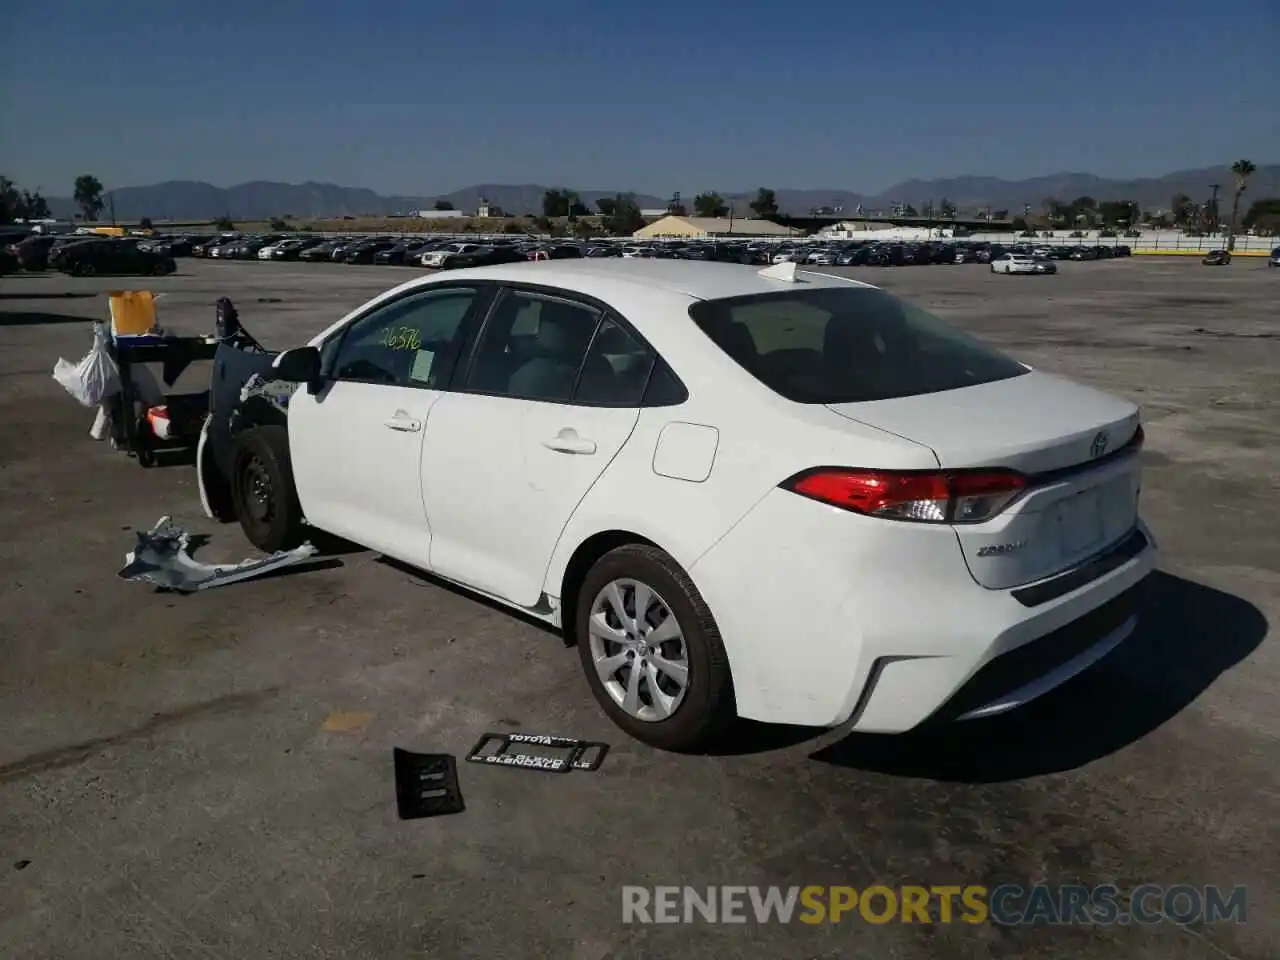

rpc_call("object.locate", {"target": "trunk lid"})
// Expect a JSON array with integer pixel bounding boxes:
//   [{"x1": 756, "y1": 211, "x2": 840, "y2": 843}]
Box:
[{"x1": 827, "y1": 371, "x2": 1144, "y2": 589}]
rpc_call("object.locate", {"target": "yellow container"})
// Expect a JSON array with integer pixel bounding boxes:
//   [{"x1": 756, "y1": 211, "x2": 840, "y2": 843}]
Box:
[{"x1": 107, "y1": 290, "x2": 159, "y2": 337}]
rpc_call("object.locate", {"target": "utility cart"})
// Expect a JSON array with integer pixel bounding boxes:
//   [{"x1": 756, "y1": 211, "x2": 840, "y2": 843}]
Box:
[{"x1": 105, "y1": 291, "x2": 218, "y2": 467}]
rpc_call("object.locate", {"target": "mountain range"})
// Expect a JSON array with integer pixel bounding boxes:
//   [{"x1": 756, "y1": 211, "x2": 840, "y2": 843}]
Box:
[{"x1": 42, "y1": 164, "x2": 1278, "y2": 221}]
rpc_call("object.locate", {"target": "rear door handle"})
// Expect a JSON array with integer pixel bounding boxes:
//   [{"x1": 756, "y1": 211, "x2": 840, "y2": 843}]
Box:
[
  {"x1": 384, "y1": 415, "x2": 423, "y2": 432},
  {"x1": 542, "y1": 429, "x2": 597, "y2": 455}
]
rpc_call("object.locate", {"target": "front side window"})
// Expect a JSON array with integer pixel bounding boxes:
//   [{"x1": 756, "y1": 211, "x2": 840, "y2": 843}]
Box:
[
  {"x1": 326, "y1": 287, "x2": 480, "y2": 388},
  {"x1": 689, "y1": 286, "x2": 1027, "y2": 404},
  {"x1": 463, "y1": 290, "x2": 602, "y2": 402}
]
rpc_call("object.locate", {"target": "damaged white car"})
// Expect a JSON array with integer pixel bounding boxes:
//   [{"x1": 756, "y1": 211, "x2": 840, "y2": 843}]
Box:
[{"x1": 199, "y1": 261, "x2": 1155, "y2": 752}]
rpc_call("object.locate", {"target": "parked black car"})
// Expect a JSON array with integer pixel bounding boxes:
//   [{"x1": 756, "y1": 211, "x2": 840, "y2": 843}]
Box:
[
  {"x1": 192, "y1": 235, "x2": 238, "y2": 257},
  {"x1": 299, "y1": 240, "x2": 344, "y2": 262},
  {"x1": 12, "y1": 233, "x2": 62, "y2": 270},
  {"x1": 57, "y1": 238, "x2": 176, "y2": 276},
  {"x1": 1202, "y1": 249, "x2": 1231, "y2": 266},
  {"x1": 436, "y1": 245, "x2": 528, "y2": 269},
  {"x1": 373, "y1": 239, "x2": 430, "y2": 265},
  {"x1": 268, "y1": 237, "x2": 324, "y2": 260},
  {"x1": 343, "y1": 239, "x2": 398, "y2": 264}
]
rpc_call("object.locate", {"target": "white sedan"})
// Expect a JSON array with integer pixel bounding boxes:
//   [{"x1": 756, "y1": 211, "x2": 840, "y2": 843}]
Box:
[
  {"x1": 991, "y1": 253, "x2": 1056, "y2": 274},
  {"x1": 201, "y1": 259, "x2": 1154, "y2": 751}
]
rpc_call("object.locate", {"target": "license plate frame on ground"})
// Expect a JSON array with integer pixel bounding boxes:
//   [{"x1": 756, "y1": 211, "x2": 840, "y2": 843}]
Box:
[{"x1": 465, "y1": 733, "x2": 610, "y2": 773}]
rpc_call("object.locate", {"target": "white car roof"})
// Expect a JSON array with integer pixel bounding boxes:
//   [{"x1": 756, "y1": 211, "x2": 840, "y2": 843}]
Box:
[
  {"x1": 310, "y1": 260, "x2": 880, "y2": 359},
  {"x1": 410, "y1": 258, "x2": 873, "y2": 301}
]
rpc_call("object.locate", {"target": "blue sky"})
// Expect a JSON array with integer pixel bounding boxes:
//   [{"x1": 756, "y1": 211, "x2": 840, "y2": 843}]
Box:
[{"x1": 1, "y1": 0, "x2": 1275, "y2": 197}]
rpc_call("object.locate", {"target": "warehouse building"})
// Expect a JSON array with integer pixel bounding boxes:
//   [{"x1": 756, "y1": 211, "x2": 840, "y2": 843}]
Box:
[{"x1": 632, "y1": 216, "x2": 800, "y2": 239}]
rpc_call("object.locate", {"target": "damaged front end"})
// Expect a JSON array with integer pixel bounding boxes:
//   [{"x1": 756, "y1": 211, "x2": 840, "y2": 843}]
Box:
[{"x1": 197, "y1": 298, "x2": 299, "y2": 522}]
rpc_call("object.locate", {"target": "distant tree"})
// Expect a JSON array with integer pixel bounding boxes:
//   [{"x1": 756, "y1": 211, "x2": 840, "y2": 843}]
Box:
[
  {"x1": 573, "y1": 219, "x2": 598, "y2": 238},
  {"x1": 269, "y1": 217, "x2": 288, "y2": 231},
  {"x1": 596, "y1": 197, "x2": 617, "y2": 217},
  {"x1": 0, "y1": 176, "x2": 20, "y2": 222},
  {"x1": 1042, "y1": 198, "x2": 1068, "y2": 225},
  {"x1": 21, "y1": 190, "x2": 51, "y2": 220},
  {"x1": 531, "y1": 215, "x2": 553, "y2": 234},
  {"x1": 605, "y1": 194, "x2": 645, "y2": 236},
  {"x1": 73, "y1": 175, "x2": 105, "y2": 221},
  {"x1": 902, "y1": 204, "x2": 918, "y2": 217},
  {"x1": 139, "y1": 216, "x2": 154, "y2": 230},
  {"x1": 1170, "y1": 193, "x2": 1195, "y2": 229},
  {"x1": 541, "y1": 188, "x2": 588, "y2": 219},
  {"x1": 1097, "y1": 201, "x2": 1137, "y2": 228},
  {"x1": 1011, "y1": 216, "x2": 1029, "y2": 232},
  {"x1": 939, "y1": 198, "x2": 957, "y2": 220},
  {"x1": 214, "y1": 216, "x2": 235, "y2": 230},
  {"x1": 1227, "y1": 158, "x2": 1257, "y2": 249},
  {"x1": 693, "y1": 192, "x2": 729, "y2": 218},
  {"x1": 748, "y1": 188, "x2": 778, "y2": 217},
  {"x1": 503, "y1": 220, "x2": 527, "y2": 234},
  {"x1": 1148, "y1": 213, "x2": 1172, "y2": 229},
  {"x1": 434, "y1": 200, "x2": 455, "y2": 211},
  {"x1": 1242, "y1": 197, "x2": 1280, "y2": 233}
]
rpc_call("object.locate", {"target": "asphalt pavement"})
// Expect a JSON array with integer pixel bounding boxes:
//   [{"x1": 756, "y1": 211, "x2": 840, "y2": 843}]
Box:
[{"x1": 0, "y1": 256, "x2": 1276, "y2": 959}]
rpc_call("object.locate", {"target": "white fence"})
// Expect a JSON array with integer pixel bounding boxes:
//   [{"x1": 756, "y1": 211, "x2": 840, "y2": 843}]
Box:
[{"x1": 819, "y1": 225, "x2": 1276, "y2": 253}]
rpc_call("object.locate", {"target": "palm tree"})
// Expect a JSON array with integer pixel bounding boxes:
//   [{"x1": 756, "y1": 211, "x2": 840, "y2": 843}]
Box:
[{"x1": 1227, "y1": 159, "x2": 1256, "y2": 250}]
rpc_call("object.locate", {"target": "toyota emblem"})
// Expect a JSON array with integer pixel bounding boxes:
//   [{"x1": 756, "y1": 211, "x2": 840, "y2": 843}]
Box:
[{"x1": 1090, "y1": 431, "x2": 1109, "y2": 458}]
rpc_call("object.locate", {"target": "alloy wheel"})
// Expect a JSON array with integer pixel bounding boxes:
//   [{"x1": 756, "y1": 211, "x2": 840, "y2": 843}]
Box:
[{"x1": 588, "y1": 578, "x2": 689, "y2": 721}]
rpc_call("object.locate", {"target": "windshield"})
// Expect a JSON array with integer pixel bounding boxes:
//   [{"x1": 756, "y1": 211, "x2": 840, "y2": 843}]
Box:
[{"x1": 688, "y1": 286, "x2": 1027, "y2": 404}]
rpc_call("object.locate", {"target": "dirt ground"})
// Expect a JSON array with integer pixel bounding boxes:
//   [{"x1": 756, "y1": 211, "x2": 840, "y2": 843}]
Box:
[{"x1": 0, "y1": 257, "x2": 1276, "y2": 960}]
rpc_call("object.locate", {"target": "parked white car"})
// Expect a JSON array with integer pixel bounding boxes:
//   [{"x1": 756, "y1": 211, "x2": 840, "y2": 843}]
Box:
[
  {"x1": 421, "y1": 243, "x2": 481, "y2": 267},
  {"x1": 991, "y1": 253, "x2": 1056, "y2": 274},
  {"x1": 200, "y1": 259, "x2": 1153, "y2": 751}
]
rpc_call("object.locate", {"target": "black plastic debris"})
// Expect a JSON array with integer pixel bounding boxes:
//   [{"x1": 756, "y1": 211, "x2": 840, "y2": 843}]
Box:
[
  {"x1": 465, "y1": 733, "x2": 610, "y2": 773},
  {"x1": 393, "y1": 749, "x2": 465, "y2": 819},
  {"x1": 13, "y1": 860, "x2": 31, "y2": 871}
]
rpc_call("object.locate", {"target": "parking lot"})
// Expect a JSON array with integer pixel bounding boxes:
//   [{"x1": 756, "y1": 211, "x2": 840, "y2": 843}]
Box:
[{"x1": 1, "y1": 257, "x2": 1276, "y2": 959}]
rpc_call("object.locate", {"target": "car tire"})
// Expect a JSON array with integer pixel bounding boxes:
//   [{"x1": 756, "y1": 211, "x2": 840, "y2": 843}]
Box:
[
  {"x1": 73, "y1": 262, "x2": 95, "y2": 277},
  {"x1": 575, "y1": 544, "x2": 735, "y2": 753},
  {"x1": 230, "y1": 425, "x2": 306, "y2": 553}
]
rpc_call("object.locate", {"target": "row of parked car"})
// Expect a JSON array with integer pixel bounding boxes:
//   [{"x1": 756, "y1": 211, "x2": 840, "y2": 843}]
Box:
[
  {"x1": 1, "y1": 230, "x2": 177, "y2": 276},
  {"x1": 1, "y1": 226, "x2": 1152, "y2": 279}
]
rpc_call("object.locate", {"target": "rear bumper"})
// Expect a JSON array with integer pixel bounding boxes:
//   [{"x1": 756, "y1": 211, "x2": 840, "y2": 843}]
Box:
[{"x1": 689, "y1": 488, "x2": 1156, "y2": 731}]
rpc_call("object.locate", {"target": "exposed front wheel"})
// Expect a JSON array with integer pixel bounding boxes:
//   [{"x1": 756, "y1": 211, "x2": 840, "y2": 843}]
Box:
[
  {"x1": 575, "y1": 545, "x2": 735, "y2": 752},
  {"x1": 230, "y1": 425, "x2": 305, "y2": 552}
]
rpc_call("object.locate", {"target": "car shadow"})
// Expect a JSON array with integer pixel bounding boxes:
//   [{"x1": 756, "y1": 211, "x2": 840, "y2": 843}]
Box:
[
  {"x1": 0, "y1": 311, "x2": 94, "y2": 327},
  {"x1": 807, "y1": 571, "x2": 1267, "y2": 782}
]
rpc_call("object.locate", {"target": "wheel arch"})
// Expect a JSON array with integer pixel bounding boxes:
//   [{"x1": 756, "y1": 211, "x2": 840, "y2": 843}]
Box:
[
  {"x1": 556, "y1": 529, "x2": 663, "y2": 648},
  {"x1": 230, "y1": 394, "x2": 290, "y2": 437}
]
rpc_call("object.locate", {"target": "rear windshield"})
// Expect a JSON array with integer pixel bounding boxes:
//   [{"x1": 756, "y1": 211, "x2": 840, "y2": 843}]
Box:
[{"x1": 688, "y1": 286, "x2": 1027, "y2": 404}]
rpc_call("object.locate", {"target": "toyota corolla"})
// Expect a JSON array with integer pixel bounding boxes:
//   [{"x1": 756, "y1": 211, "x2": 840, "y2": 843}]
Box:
[{"x1": 198, "y1": 259, "x2": 1155, "y2": 751}]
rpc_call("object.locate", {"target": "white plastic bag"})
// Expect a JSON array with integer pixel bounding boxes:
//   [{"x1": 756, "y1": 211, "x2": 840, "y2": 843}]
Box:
[{"x1": 52, "y1": 322, "x2": 119, "y2": 408}]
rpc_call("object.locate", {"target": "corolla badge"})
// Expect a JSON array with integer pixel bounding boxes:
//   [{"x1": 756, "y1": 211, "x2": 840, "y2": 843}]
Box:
[
  {"x1": 977, "y1": 541, "x2": 1027, "y2": 557},
  {"x1": 1090, "y1": 431, "x2": 1109, "y2": 458}
]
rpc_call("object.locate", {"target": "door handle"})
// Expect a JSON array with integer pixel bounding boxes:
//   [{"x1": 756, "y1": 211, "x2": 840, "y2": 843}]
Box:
[
  {"x1": 384, "y1": 417, "x2": 423, "y2": 432},
  {"x1": 542, "y1": 429, "x2": 597, "y2": 455}
]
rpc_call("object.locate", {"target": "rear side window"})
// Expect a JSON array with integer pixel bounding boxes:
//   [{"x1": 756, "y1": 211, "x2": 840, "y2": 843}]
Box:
[{"x1": 688, "y1": 287, "x2": 1026, "y2": 404}]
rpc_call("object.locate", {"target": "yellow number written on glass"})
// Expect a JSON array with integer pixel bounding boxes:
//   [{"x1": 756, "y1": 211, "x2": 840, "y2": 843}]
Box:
[{"x1": 380, "y1": 327, "x2": 421, "y2": 350}]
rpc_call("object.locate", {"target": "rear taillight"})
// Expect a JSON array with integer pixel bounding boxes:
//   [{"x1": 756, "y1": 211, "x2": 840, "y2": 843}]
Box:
[{"x1": 782, "y1": 468, "x2": 1027, "y2": 524}]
